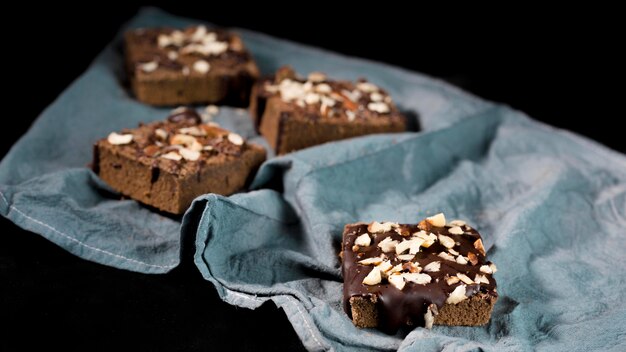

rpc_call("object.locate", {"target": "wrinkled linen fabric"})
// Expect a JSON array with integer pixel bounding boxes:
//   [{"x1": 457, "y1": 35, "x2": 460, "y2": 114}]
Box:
[{"x1": 1, "y1": 8, "x2": 624, "y2": 351}]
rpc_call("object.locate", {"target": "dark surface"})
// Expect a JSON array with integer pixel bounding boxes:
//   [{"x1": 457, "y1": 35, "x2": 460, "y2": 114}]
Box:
[{"x1": 2, "y1": 4, "x2": 622, "y2": 351}]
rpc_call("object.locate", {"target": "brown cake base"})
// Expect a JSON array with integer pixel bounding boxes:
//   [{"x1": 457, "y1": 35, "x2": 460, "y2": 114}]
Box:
[
  {"x1": 95, "y1": 142, "x2": 265, "y2": 214},
  {"x1": 348, "y1": 292, "x2": 497, "y2": 328},
  {"x1": 260, "y1": 96, "x2": 406, "y2": 155}
]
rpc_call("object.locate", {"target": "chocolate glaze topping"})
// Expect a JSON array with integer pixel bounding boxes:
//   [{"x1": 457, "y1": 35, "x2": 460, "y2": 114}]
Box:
[{"x1": 342, "y1": 217, "x2": 497, "y2": 333}]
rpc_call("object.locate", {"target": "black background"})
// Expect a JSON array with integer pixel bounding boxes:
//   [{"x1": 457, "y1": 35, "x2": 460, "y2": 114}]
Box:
[{"x1": 2, "y1": 4, "x2": 623, "y2": 351}]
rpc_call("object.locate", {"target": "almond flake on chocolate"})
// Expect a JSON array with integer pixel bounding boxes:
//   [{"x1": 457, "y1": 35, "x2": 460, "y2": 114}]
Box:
[
  {"x1": 402, "y1": 273, "x2": 431, "y2": 285},
  {"x1": 489, "y1": 263, "x2": 498, "y2": 273},
  {"x1": 346, "y1": 110, "x2": 356, "y2": 122},
  {"x1": 456, "y1": 273, "x2": 474, "y2": 285},
  {"x1": 446, "y1": 284, "x2": 467, "y2": 304},
  {"x1": 377, "y1": 237, "x2": 398, "y2": 253},
  {"x1": 438, "y1": 251, "x2": 455, "y2": 262},
  {"x1": 448, "y1": 226, "x2": 464, "y2": 235},
  {"x1": 423, "y1": 261, "x2": 441, "y2": 273},
  {"x1": 446, "y1": 276, "x2": 460, "y2": 285},
  {"x1": 474, "y1": 239, "x2": 486, "y2": 256},
  {"x1": 368, "y1": 221, "x2": 397, "y2": 233},
  {"x1": 358, "y1": 257, "x2": 383, "y2": 265},
  {"x1": 354, "y1": 233, "x2": 371, "y2": 247},
  {"x1": 475, "y1": 274, "x2": 490, "y2": 284},
  {"x1": 438, "y1": 234, "x2": 455, "y2": 249},
  {"x1": 362, "y1": 267, "x2": 382, "y2": 285},
  {"x1": 479, "y1": 265, "x2": 493, "y2": 274},
  {"x1": 467, "y1": 252, "x2": 479, "y2": 265},
  {"x1": 397, "y1": 254, "x2": 415, "y2": 261},
  {"x1": 426, "y1": 213, "x2": 446, "y2": 227},
  {"x1": 377, "y1": 260, "x2": 393, "y2": 276},
  {"x1": 448, "y1": 248, "x2": 460, "y2": 256},
  {"x1": 424, "y1": 304, "x2": 438, "y2": 329},
  {"x1": 455, "y1": 255, "x2": 468, "y2": 265},
  {"x1": 388, "y1": 273, "x2": 406, "y2": 290}
]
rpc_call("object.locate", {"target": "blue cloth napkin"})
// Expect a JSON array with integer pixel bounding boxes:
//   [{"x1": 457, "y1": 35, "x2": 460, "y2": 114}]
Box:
[{"x1": 2, "y1": 7, "x2": 625, "y2": 351}]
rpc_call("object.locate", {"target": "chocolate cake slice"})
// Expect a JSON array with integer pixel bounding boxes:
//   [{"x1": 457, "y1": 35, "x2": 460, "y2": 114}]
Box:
[{"x1": 341, "y1": 213, "x2": 498, "y2": 332}]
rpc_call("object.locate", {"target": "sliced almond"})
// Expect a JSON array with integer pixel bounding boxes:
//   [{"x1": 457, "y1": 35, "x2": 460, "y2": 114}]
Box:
[
  {"x1": 304, "y1": 92, "x2": 320, "y2": 105},
  {"x1": 107, "y1": 132, "x2": 133, "y2": 145},
  {"x1": 155, "y1": 128, "x2": 168, "y2": 140},
  {"x1": 446, "y1": 284, "x2": 467, "y2": 304},
  {"x1": 193, "y1": 60, "x2": 210, "y2": 74},
  {"x1": 480, "y1": 265, "x2": 493, "y2": 274},
  {"x1": 446, "y1": 276, "x2": 460, "y2": 285},
  {"x1": 307, "y1": 72, "x2": 326, "y2": 82},
  {"x1": 139, "y1": 61, "x2": 158, "y2": 73},
  {"x1": 367, "y1": 102, "x2": 390, "y2": 114},
  {"x1": 402, "y1": 262, "x2": 421, "y2": 273},
  {"x1": 455, "y1": 255, "x2": 468, "y2": 265},
  {"x1": 467, "y1": 252, "x2": 479, "y2": 266},
  {"x1": 448, "y1": 226, "x2": 464, "y2": 235},
  {"x1": 227, "y1": 133, "x2": 244, "y2": 146},
  {"x1": 475, "y1": 274, "x2": 489, "y2": 284},
  {"x1": 448, "y1": 248, "x2": 459, "y2": 256},
  {"x1": 449, "y1": 220, "x2": 466, "y2": 227},
  {"x1": 414, "y1": 231, "x2": 437, "y2": 248},
  {"x1": 402, "y1": 273, "x2": 431, "y2": 285},
  {"x1": 370, "y1": 92, "x2": 384, "y2": 102},
  {"x1": 438, "y1": 252, "x2": 455, "y2": 262},
  {"x1": 377, "y1": 260, "x2": 393, "y2": 276},
  {"x1": 388, "y1": 273, "x2": 405, "y2": 290},
  {"x1": 356, "y1": 82, "x2": 378, "y2": 93},
  {"x1": 368, "y1": 221, "x2": 396, "y2": 233},
  {"x1": 424, "y1": 304, "x2": 438, "y2": 329},
  {"x1": 354, "y1": 233, "x2": 371, "y2": 247},
  {"x1": 178, "y1": 126, "x2": 206, "y2": 137},
  {"x1": 397, "y1": 254, "x2": 415, "y2": 261},
  {"x1": 358, "y1": 257, "x2": 382, "y2": 265},
  {"x1": 423, "y1": 261, "x2": 441, "y2": 273},
  {"x1": 377, "y1": 237, "x2": 398, "y2": 253},
  {"x1": 362, "y1": 267, "x2": 381, "y2": 285},
  {"x1": 171, "y1": 134, "x2": 202, "y2": 151},
  {"x1": 456, "y1": 273, "x2": 474, "y2": 285},
  {"x1": 438, "y1": 234, "x2": 455, "y2": 249},
  {"x1": 161, "y1": 151, "x2": 182, "y2": 161},
  {"x1": 179, "y1": 148, "x2": 200, "y2": 161},
  {"x1": 426, "y1": 213, "x2": 446, "y2": 227},
  {"x1": 389, "y1": 264, "x2": 404, "y2": 274},
  {"x1": 474, "y1": 239, "x2": 486, "y2": 256},
  {"x1": 489, "y1": 263, "x2": 498, "y2": 273},
  {"x1": 395, "y1": 239, "x2": 412, "y2": 255},
  {"x1": 346, "y1": 110, "x2": 356, "y2": 122}
]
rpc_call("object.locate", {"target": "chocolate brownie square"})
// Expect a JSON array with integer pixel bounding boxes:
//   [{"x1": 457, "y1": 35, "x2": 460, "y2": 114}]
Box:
[
  {"x1": 250, "y1": 66, "x2": 406, "y2": 154},
  {"x1": 93, "y1": 108, "x2": 266, "y2": 214},
  {"x1": 125, "y1": 25, "x2": 259, "y2": 106},
  {"x1": 341, "y1": 213, "x2": 498, "y2": 332}
]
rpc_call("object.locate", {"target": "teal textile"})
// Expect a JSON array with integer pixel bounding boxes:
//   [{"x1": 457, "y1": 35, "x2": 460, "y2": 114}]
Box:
[{"x1": 2, "y1": 8, "x2": 625, "y2": 351}]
